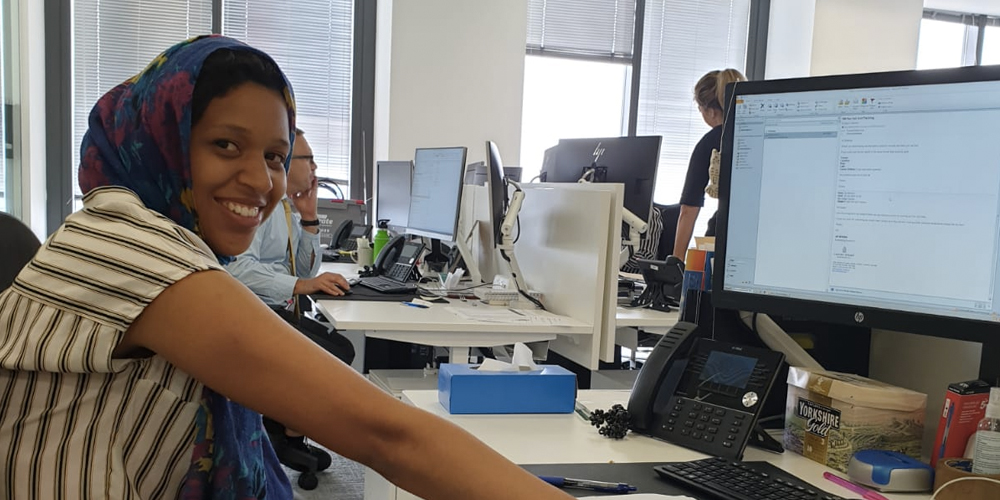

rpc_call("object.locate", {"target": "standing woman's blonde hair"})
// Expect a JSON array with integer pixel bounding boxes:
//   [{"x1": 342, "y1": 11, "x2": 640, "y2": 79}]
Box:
[{"x1": 694, "y1": 68, "x2": 746, "y2": 112}]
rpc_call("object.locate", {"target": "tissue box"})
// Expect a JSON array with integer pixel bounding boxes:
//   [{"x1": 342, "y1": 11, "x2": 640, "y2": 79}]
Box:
[
  {"x1": 785, "y1": 367, "x2": 926, "y2": 472},
  {"x1": 437, "y1": 363, "x2": 576, "y2": 414}
]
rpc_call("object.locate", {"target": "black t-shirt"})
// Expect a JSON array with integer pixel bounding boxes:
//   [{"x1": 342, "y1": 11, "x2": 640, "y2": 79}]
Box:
[{"x1": 679, "y1": 126, "x2": 722, "y2": 208}]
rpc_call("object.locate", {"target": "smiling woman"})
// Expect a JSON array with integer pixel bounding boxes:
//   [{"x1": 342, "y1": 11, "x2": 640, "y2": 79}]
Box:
[{"x1": 0, "y1": 34, "x2": 574, "y2": 500}]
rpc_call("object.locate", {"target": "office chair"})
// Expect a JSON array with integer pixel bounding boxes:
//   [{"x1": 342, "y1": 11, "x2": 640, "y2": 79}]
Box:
[
  {"x1": 0, "y1": 211, "x2": 41, "y2": 292},
  {"x1": 655, "y1": 203, "x2": 680, "y2": 260}
]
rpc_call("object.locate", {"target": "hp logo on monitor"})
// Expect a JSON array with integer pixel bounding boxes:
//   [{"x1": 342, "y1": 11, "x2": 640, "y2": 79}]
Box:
[{"x1": 854, "y1": 312, "x2": 865, "y2": 323}]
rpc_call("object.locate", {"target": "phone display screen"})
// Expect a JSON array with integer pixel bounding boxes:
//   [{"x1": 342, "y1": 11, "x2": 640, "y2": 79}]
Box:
[
  {"x1": 399, "y1": 244, "x2": 421, "y2": 263},
  {"x1": 698, "y1": 351, "x2": 757, "y2": 390}
]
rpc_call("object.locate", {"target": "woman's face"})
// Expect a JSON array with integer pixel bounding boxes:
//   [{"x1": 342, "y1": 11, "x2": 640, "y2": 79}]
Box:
[{"x1": 190, "y1": 82, "x2": 290, "y2": 256}]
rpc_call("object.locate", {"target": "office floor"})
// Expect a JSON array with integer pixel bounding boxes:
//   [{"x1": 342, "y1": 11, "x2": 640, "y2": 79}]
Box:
[{"x1": 284, "y1": 443, "x2": 365, "y2": 500}]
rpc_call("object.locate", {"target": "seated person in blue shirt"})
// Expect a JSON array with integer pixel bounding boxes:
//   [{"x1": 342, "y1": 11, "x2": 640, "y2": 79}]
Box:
[{"x1": 227, "y1": 127, "x2": 355, "y2": 471}]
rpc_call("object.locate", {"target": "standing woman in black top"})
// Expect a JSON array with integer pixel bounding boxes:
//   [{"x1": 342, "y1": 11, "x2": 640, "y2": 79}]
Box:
[{"x1": 672, "y1": 68, "x2": 746, "y2": 259}]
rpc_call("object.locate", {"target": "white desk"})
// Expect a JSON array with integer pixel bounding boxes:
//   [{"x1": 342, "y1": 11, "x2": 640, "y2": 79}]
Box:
[
  {"x1": 315, "y1": 262, "x2": 591, "y2": 363},
  {"x1": 363, "y1": 390, "x2": 932, "y2": 500}
]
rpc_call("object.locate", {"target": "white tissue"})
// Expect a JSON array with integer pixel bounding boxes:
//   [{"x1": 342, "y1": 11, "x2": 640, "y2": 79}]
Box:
[{"x1": 477, "y1": 342, "x2": 539, "y2": 372}]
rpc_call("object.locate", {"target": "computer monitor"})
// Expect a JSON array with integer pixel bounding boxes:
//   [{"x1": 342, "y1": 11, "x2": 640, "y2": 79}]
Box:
[
  {"x1": 375, "y1": 160, "x2": 412, "y2": 234},
  {"x1": 713, "y1": 65, "x2": 1000, "y2": 379},
  {"x1": 485, "y1": 141, "x2": 508, "y2": 245},
  {"x1": 406, "y1": 146, "x2": 468, "y2": 242},
  {"x1": 540, "y1": 136, "x2": 662, "y2": 224}
]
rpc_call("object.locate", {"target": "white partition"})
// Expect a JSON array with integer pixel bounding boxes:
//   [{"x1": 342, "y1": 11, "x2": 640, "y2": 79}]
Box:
[
  {"x1": 456, "y1": 184, "x2": 500, "y2": 283},
  {"x1": 515, "y1": 183, "x2": 622, "y2": 369}
]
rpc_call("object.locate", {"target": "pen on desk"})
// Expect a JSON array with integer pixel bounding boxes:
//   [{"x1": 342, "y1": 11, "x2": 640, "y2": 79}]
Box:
[
  {"x1": 538, "y1": 476, "x2": 636, "y2": 494},
  {"x1": 401, "y1": 301, "x2": 428, "y2": 309},
  {"x1": 822, "y1": 472, "x2": 890, "y2": 500},
  {"x1": 508, "y1": 308, "x2": 525, "y2": 317},
  {"x1": 537, "y1": 475, "x2": 637, "y2": 494}
]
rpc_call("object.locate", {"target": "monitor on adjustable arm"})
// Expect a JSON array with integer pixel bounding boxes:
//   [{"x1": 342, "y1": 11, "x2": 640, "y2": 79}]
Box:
[{"x1": 713, "y1": 65, "x2": 1000, "y2": 383}]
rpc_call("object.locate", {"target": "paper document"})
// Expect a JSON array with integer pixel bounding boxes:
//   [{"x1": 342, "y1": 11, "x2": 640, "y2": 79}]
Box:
[
  {"x1": 581, "y1": 495, "x2": 695, "y2": 500},
  {"x1": 445, "y1": 306, "x2": 576, "y2": 326}
]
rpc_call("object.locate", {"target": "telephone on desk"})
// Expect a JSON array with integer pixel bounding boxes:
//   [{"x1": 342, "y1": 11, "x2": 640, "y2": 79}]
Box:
[
  {"x1": 628, "y1": 322, "x2": 785, "y2": 460},
  {"x1": 322, "y1": 220, "x2": 371, "y2": 262},
  {"x1": 356, "y1": 235, "x2": 423, "y2": 293}
]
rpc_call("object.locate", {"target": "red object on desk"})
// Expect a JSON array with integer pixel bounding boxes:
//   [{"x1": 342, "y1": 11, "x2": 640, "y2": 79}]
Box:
[{"x1": 823, "y1": 472, "x2": 890, "y2": 500}]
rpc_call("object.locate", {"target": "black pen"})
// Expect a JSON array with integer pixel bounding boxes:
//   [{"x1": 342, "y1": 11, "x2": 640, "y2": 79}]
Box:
[{"x1": 537, "y1": 475, "x2": 637, "y2": 493}]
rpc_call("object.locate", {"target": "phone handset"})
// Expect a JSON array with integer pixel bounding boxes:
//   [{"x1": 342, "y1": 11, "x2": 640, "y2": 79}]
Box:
[
  {"x1": 371, "y1": 234, "x2": 406, "y2": 276},
  {"x1": 627, "y1": 322, "x2": 700, "y2": 432}
]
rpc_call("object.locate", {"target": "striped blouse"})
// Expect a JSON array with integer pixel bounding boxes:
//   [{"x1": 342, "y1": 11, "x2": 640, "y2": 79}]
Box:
[{"x1": 0, "y1": 187, "x2": 224, "y2": 498}]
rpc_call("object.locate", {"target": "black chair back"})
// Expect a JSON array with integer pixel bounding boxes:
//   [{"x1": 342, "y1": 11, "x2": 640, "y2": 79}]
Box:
[
  {"x1": 655, "y1": 203, "x2": 680, "y2": 260},
  {"x1": 0, "y1": 212, "x2": 41, "y2": 291}
]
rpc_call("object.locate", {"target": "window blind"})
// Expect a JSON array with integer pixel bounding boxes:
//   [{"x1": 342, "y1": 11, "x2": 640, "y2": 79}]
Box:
[
  {"x1": 526, "y1": 0, "x2": 636, "y2": 61},
  {"x1": 73, "y1": 0, "x2": 213, "y2": 206},
  {"x1": 223, "y1": 0, "x2": 354, "y2": 191},
  {"x1": 636, "y1": 0, "x2": 750, "y2": 235}
]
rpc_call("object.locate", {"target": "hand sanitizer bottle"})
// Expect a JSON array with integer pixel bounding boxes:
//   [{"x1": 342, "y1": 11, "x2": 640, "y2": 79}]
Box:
[{"x1": 972, "y1": 387, "x2": 1000, "y2": 475}]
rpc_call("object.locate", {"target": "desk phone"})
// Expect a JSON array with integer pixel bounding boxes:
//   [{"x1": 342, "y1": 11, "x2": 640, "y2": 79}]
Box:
[{"x1": 629, "y1": 322, "x2": 784, "y2": 460}]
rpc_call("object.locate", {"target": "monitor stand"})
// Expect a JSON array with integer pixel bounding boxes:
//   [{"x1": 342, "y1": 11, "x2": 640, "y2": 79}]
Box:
[{"x1": 424, "y1": 239, "x2": 450, "y2": 274}]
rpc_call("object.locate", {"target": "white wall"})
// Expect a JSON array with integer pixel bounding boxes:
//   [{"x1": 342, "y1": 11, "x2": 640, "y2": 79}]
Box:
[
  {"x1": 811, "y1": 0, "x2": 924, "y2": 76},
  {"x1": 385, "y1": 0, "x2": 527, "y2": 166},
  {"x1": 869, "y1": 330, "x2": 982, "y2": 459}
]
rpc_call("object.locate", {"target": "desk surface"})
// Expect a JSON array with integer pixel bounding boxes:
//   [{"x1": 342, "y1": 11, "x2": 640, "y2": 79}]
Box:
[
  {"x1": 615, "y1": 305, "x2": 679, "y2": 328},
  {"x1": 400, "y1": 390, "x2": 931, "y2": 500}
]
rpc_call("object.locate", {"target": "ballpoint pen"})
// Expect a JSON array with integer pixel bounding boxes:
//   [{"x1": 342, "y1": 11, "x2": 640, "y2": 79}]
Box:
[
  {"x1": 401, "y1": 301, "x2": 428, "y2": 309},
  {"x1": 823, "y1": 472, "x2": 890, "y2": 500},
  {"x1": 537, "y1": 475, "x2": 637, "y2": 494}
]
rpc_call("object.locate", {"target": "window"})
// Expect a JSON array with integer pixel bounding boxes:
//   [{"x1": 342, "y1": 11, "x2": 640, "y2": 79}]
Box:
[
  {"x1": 521, "y1": 0, "x2": 753, "y2": 237},
  {"x1": 69, "y1": 0, "x2": 356, "y2": 214},
  {"x1": 72, "y1": 0, "x2": 213, "y2": 211},
  {"x1": 1, "y1": 0, "x2": 19, "y2": 216},
  {"x1": 223, "y1": 0, "x2": 354, "y2": 194},
  {"x1": 519, "y1": 56, "x2": 629, "y2": 181},
  {"x1": 637, "y1": 0, "x2": 751, "y2": 237},
  {"x1": 520, "y1": 0, "x2": 636, "y2": 182},
  {"x1": 917, "y1": 10, "x2": 1000, "y2": 70},
  {"x1": 916, "y1": 18, "x2": 975, "y2": 69}
]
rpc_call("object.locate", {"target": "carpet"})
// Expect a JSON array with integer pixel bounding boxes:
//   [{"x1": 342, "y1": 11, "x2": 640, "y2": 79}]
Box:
[{"x1": 283, "y1": 441, "x2": 366, "y2": 500}]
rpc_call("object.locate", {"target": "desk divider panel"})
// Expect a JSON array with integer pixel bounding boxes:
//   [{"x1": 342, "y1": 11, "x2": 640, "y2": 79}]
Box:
[{"x1": 515, "y1": 183, "x2": 622, "y2": 369}]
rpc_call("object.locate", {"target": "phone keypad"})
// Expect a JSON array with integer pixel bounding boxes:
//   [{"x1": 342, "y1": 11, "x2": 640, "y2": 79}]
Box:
[{"x1": 658, "y1": 396, "x2": 752, "y2": 459}]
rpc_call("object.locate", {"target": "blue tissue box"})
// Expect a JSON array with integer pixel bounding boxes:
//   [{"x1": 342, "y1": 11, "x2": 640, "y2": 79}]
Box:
[{"x1": 437, "y1": 363, "x2": 577, "y2": 414}]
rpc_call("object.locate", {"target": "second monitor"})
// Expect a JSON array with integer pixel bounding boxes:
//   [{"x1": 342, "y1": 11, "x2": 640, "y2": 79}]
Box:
[{"x1": 540, "y1": 135, "x2": 662, "y2": 225}]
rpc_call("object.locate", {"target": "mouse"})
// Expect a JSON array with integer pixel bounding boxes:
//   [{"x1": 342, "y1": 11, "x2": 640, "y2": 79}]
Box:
[{"x1": 347, "y1": 278, "x2": 361, "y2": 286}]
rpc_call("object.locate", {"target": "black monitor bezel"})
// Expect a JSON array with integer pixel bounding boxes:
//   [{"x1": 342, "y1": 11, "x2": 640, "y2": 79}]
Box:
[
  {"x1": 713, "y1": 64, "x2": 1000, "y2": 345},
  {"x1": 485, "y1": 141, "x2": 508, "y2": 247}
]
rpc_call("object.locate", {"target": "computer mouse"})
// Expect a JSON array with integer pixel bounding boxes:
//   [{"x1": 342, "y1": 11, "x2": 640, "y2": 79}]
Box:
[{"x1": 347, "y1": 278, "x2": 361, "y2": 286}]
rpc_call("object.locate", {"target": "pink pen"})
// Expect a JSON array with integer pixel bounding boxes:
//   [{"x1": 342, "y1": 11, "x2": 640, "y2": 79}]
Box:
[{"x1": 822, "y1": 472, "x2": 890, "y2": 500}]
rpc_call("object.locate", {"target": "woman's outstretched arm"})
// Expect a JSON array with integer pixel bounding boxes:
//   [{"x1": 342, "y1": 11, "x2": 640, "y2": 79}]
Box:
[{"x1": 119, "y1": 270, "x2": 573, "y2": 500}]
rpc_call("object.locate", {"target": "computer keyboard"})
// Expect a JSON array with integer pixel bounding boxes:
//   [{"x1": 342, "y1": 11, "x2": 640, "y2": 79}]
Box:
[
  {"x1": 654, "y1": 457, "x2": 844, "y2": 500},
  {"x1": 339, "y1": 239, "x2": 358, "y2": 252},
  {"x1": 357, "y1": 276, "x2": 416, "y2": 294}
]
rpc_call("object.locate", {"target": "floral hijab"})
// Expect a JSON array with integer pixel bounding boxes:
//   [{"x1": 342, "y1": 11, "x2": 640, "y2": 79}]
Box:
[{"x1": 78, "y1": 35, "x2": 296, "y2": 498}]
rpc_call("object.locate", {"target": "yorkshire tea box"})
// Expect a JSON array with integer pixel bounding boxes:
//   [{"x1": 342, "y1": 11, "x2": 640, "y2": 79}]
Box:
[{"x1": 785, "y1": 367, "x2": 927, "y2": 472}]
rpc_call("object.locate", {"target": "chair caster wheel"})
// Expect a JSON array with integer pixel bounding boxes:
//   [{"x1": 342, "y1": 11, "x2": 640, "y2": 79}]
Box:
[{"x1": 298, "y1": 472, "x2": 319, "y2": 490}]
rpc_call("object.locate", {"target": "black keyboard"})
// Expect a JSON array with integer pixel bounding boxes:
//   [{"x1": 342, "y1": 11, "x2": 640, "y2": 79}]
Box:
[
  {"x1": 357, "y1": 276, "x2": 416, "y2": 294},
  {"x1": 339, "y1": 239, "x2": 358, "y2": 251},
  {"x1": 322, "y1": 249, "x2": 341, "y2": 262},
  {"x1": 654, "y1": 457, "x2": 844, "y2": 500}
]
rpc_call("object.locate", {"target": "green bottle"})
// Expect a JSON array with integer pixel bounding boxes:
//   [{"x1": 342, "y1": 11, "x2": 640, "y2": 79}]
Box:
[{"x1": 372, "y1": 219, "x2": 391, "y2": 258}]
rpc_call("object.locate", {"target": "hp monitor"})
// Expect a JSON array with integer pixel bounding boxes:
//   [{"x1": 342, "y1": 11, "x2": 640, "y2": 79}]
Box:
[
  {"x1": 540, "y1": 136, "x2": 662, "y2": 224},
  {"x1": 714, "y1": 66, "x2": 1000, "y2": 372}
]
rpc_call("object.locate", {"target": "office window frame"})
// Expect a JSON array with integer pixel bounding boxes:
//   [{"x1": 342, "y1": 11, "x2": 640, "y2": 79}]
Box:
[
  {"x1": 521, "y1": 0, "x2": 769, "y2": 196},
  {"x1": 43, "y1": 0, "x2": 374, "y2": 234},
  {"x1": 920, "y1": 9, "x2": 1000, "y2": 68}
]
